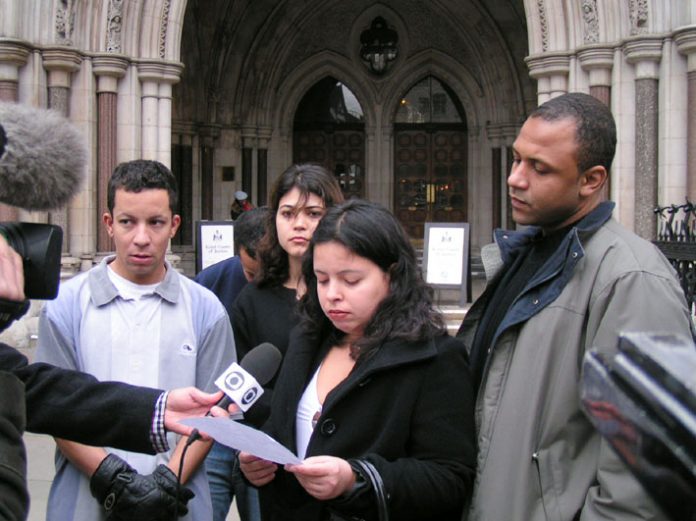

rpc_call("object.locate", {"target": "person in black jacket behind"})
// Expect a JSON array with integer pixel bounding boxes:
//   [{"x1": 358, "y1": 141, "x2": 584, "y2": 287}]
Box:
[{"x1": 240, "y1": 199, "x2": 476, "y2": 521}]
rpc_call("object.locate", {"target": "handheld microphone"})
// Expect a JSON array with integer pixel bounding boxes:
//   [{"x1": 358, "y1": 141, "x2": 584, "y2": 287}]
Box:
[
  {"x1": 186, "y1": 342, "x2": 281, "y2": 445},
  {"x1": 0, "y1": 101, "x2": 86, "y2": 210},
  {"x1": 212, "y1": 342, "x2": 282, "y2": 413}
]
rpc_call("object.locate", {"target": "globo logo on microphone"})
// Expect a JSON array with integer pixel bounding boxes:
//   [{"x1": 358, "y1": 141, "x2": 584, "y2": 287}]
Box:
[
  {"x1": 225, "y1": 371, "x2": 246, "y2": 391},
  {"x1": 242, "y1": 388, "x2": 258, "y2": 405},
  {"x1": 215, "y1": 362, "x2": 264, "y2": 412}
]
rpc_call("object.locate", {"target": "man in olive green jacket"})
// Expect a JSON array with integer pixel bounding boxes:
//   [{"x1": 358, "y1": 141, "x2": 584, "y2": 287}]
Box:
[{"x1": 458, "y1": 93, "x2": 694, "y2": 520}]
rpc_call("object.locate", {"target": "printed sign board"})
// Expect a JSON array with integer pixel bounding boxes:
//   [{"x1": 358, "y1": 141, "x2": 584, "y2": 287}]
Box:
[
  {"x1": 422, "y1": 222, "x2": 470, "y2": 302},
  {"x1": 196, "y1": 220, "x2": 235, "y2": 273}
]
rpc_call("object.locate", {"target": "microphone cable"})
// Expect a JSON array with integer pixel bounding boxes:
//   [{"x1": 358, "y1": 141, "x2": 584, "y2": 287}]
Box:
[{"x1": 175, "y1": 428, "x2": 201, "y2": 521}]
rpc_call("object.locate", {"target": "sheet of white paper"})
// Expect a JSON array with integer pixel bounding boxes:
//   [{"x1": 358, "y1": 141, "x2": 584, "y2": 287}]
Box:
[{"x1": 180, "y1": 417, "x2": 302, "y2": 464}]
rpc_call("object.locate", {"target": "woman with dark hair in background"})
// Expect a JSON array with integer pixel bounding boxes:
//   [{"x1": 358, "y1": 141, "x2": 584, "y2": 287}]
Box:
[
  {"x1": 228, "y1": 164, "x2": 343, "y2": 521},
  {"x1": 232, "y1": 164, "x2": 344, "y2": 368},
  {"x1": 240, "y1": 199, "x2": 476, "y2": 521}
]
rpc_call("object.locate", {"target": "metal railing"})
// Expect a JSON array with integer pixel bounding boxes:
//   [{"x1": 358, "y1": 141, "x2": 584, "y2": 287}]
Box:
[{"x1": 653, "y1": 201, "x2": 696, "y2": 314}]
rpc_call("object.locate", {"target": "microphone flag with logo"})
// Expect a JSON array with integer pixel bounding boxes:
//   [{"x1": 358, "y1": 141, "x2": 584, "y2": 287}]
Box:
[{"x1": 213, "y1": 342, "x2": 281, "y2": 412}]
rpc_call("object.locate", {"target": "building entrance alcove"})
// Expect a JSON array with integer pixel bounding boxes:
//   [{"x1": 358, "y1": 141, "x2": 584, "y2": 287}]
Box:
[
  {"x1": 293, "y1": 77, "x2": 366, "y2": 199},
  {"x1": 394, "y1": 76, "x2": 468, "y2": 239}
]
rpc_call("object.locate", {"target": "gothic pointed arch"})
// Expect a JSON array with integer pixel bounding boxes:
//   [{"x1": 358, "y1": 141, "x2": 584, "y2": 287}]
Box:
[
  {"x1": 382, "y1": 50, "x2": 486, "y2": 131},
  {"x1": 268, "y1": 51, "x2": 374, "y2": 200},
  {"x1": 137, "y1": 0, "x2": 186, "y2": 60},
  {"x1": 115, "y1": 0, "x2": 185, "y2": 60},
  {"x1": 272, "y1": 50, "x2": 377, "y2": 135},
  {"x1": 293, "y1": 77, "x2": 367, "y2": 198},
  {"x1": 231, "y1": 2, "x2": 343, "y2": 127}
]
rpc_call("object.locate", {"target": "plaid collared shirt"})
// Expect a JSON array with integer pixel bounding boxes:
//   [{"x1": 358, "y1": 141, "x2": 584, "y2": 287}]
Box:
[{"x1": 150, "y1": 391, "x2": 170, "y2": 452}]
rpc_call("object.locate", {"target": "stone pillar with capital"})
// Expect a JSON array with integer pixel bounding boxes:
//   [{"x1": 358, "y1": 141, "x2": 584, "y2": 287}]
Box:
[
  {"x1": 136, "y1": 62, "x2": 185, "y2": 268},
  {"x1": 137, "y1": 61, "x2": 184, "y2": 166},
  {"x1": 199, "y1": 125, "x2": 220, "y2": 220},
  {"x1": 0, "y1": 39, "x2": 29, "y2": 102},
  {"x1": 241, "y1": 126, "x2": 256, "y2": 200},
  {"x1": 0, "y1": 39, "x2": 30, "y2": 221},
  {"x1": 486, "y1": 124, "x2": 505, "y2": 230},
  {"x1": 257, "y1": 127, "x2": 272, "y2": 206},
  {"x1": 138, "y1": 66, "x2": 160, "y2": 162},
  {"x1": 577, "y1": 45, "x2": 614, "y2": 199},
  {"x1": 43, "y1": 47, "x2": 81, "y2": 114},
  {"x1": 624, "y1": 37, "x2": 663, "y2": 240},
  {"x1": 42, "y1": 47, "x2": 82, "y2": 258},
  {"x1": 525, "y1": 52, "x2": 571, "y2": 104},
  {"x1": 375, "y1": 125, "x2": 393, "y2": 207},
  {"x1": 577, "y1": 45, "x2": 614, "y2": 106},
  {"x1": 486, "y1": 123, "x2": 517, "y2": 230},
  {"x1": 675, "y1": 26, "x2": 696, "y2": 201},
  {"x1": 93, "y1": 54, "x2": 128, "y2": 252}
]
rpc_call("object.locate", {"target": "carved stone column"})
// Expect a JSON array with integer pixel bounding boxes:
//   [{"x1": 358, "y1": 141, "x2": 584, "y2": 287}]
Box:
[
  {"x1": 158, "y1": 64, "x2": 183, "y2": 167},
  {"x1": 525, "y1": 52, "x2": 571, "y2": 104},
  {"x1": 43, "y1": 47, "x2": 82, "y2": 257},
  {"x1": 93, "y1": 55, "x2": 128, "y2": 252},
  {"x1": 376, "y1": 125, "x2": 394, "y2": 207},
  {"x1": 257, "y1": 127, "x2": 272, "y2": 206},
  {"x1": 241, "y1": 126, "x2": 256, "y2": 199},
  {"x1": 577, "y1": 45, "x2": 614, "y2": 199},
  {"x1": 577, "y1": 45, "x2": 614, "y2": 106},
  {"x1": 199, "y1": 125, "x2": 220, "y2": 220},
  {"x1": 624, "y1": 37, "x2": 663, "y2": 240},
  {"x1": 137, "y1": 61, "x2": 184, "y2": 165},
  {"x1": 138, "y1": 72, "x2": 159, "y2": 159},
  {"x1": 675, "y1": 26, "x2": 696, "y2": 201},
  {"x1": 486, "y1": 124, "x2": 504, "y2": 230},
  {"x1": 0, "y1": 39, "x2": 30, "y2": 221},
  {"x1": 0, "y1": 39, "x2": 29, "y2": 102},
  {"x1": 43, "y1": 47, "x2": 81, "y2": 114}
]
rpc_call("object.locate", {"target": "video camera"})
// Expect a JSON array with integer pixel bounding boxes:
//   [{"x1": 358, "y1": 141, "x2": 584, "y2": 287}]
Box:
[
  {"x1": 0, "y1": 102, "x2": 86, "y2": 303},
  {"x1": 0, "y1": 222, "x2": 63, "y2": 300},
  {"x1": 581, "y1": 332, "x2": 696, "y2": 521}
]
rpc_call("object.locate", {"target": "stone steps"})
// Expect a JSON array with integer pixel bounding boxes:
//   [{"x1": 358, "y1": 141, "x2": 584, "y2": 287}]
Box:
[
  {"x1": 171, "y1": 246, "x2": 480, "y2": 338},
  {"x1": 438, "y1": 305, "x2": 468, "y2": 335}
]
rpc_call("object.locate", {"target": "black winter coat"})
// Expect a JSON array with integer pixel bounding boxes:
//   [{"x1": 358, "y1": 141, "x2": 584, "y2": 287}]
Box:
[
  {"x1": 259, "y1": 329, "x2": 476, "y2": 521},
  {"x1": 0, "y1": 370, "x2": 27, "y2": 521},
  {"x1": 0, "y1": 341, "x2": 161, "y2": 452},
  {"x1": 0, "y1": 341, "x2": 163, "y2": 520}
]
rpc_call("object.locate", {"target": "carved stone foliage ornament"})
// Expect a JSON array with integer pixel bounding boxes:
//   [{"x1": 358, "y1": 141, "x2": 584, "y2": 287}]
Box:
[
  {"x1": 106, "y1": 0, "x2": 124, "y2": 53},
  {"x1": 537, "y1": 0, "x2": 549, "y2": 51},
  {"x1": 359, "y1": 16, "x2": 398, "y2": 75},
  {"x1": 56, "y1": 0, "x2": 75, "y2": 45},
  {"x1": 629, "y1": 0, "x2": 648, "y2": 35},
  {"x1": 582, "y1": 0, "x2": 599, "y2": 44},
  {"x1": 159, "y1": 0, "x2": 171, "y2": 59}
]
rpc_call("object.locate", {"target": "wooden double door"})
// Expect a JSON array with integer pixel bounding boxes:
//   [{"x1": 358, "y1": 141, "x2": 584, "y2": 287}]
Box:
[
  {"x1": 394, "y1": 126, "x2": 467, "y2": 239},
  {"x1": 293, "y1": 128, "x2": 365, "y2": 199}
]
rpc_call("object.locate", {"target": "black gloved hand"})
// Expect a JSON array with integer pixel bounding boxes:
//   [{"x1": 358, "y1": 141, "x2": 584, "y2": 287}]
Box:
[
  {"x1": 89, "y1": 453, "x2": 195, "y2": 520},
  {"x1": 0, "y1": 297, "x2": 29, "y2": 333}
]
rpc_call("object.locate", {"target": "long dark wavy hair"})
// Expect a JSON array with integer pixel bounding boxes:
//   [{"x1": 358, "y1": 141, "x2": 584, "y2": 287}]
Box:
[
  {"x1": 299, "y1": 199, "x2": 446, "y2": 357},
  {"x1": 256, "y1": 163, "x2": 344, "y2": 288}
]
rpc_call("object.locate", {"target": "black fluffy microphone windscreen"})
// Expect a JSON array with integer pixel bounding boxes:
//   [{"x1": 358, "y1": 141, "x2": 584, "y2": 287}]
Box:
[{"x1": 0, "y1": 102, "x2": 86, "y2": 210}]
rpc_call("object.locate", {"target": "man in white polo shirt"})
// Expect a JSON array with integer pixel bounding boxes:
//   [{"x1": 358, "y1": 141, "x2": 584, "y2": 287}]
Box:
[{"x1": 36, "y1": 159, "x2": 236, "y2": 521}]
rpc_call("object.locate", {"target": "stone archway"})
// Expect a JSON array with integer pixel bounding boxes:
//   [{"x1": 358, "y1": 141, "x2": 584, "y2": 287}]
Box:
[
  {"x1": 292, "y1": 77, "x2": 368, "y2": 199},
  {"x1": 271, "y1": 50, "x2": 378, "y2": 196}
]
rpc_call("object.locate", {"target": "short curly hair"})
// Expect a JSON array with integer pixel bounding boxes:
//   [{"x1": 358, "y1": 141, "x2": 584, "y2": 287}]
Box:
[
  {"x1": 530, "y1": 92, "x2": 617, "y2": 174},
  {"x1": 107, "y1": 159, "x2": 178, "y2": 214}
]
